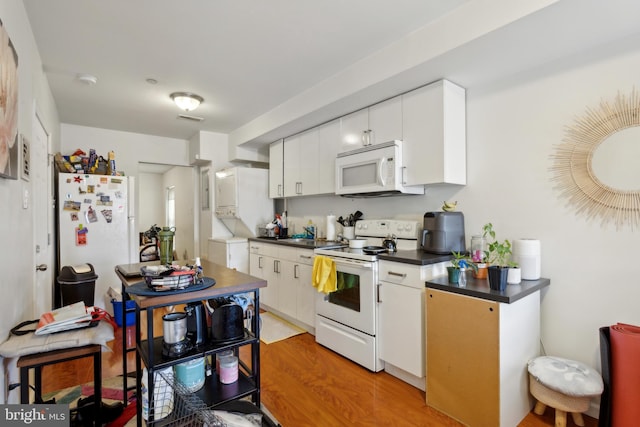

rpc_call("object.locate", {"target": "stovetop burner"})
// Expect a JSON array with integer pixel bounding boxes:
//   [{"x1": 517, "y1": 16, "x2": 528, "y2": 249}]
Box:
[{"x1": 162, "y1": 339, "x2": 192, "y2": 358}]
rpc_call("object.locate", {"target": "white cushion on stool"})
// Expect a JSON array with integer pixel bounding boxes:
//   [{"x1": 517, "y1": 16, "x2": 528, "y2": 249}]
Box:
[{"x1": 528, "y1": 356, "x2": 603, "y2": 397}]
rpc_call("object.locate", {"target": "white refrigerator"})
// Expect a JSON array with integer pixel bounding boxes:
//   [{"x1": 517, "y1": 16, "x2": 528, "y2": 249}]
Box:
[{"x1": 56, "y1": 172, "x2": 137, "y2": 310}]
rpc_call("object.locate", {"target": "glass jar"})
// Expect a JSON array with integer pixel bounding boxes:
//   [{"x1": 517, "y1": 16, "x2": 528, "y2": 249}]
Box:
[{"x1": 470, "y1": 235, "x2": 486, "y2": 263}]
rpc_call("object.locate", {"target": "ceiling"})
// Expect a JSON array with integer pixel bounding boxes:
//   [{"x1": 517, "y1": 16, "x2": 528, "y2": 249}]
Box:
[
  {"x1": 23, "y1": 0, "x2": 468, "y2": 141},
  {"x1": 22, "y1": 0, "x2": 640, "y2": 151}
]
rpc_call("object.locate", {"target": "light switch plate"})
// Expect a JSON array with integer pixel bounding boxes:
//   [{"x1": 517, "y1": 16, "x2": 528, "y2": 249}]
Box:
[{"x1": 23, "y1": 189, "x2": 29, "y2": 209}]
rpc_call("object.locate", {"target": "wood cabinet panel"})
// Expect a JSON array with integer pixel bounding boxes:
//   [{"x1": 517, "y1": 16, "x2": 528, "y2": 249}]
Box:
[{"x1": 426, "y1": 289, "x2": 499, "y2": 427}]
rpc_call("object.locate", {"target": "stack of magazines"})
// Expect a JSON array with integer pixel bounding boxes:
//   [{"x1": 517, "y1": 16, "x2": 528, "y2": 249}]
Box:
[{"x1": 35, "y1": 301, "x2": 94, "y2": 335}]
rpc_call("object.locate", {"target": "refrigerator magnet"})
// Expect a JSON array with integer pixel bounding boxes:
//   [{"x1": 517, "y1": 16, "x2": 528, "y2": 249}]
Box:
[
  {"x1": 86, "y1": 206, "x2": 98, "y2": 223},
  {"x1": 76, "y1": 225, "x2": 88, "y2": 246}
]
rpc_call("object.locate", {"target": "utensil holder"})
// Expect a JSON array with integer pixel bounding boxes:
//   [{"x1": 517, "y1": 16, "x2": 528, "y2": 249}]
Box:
[{"x1": 343, "y1": 226, "x2": 355, "y2": 240}]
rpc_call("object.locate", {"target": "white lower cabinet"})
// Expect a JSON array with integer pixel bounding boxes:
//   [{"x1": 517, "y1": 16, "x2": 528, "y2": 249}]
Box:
[
  {"x1": 378, "y1": 260, "x2": 447, "y2": 390},
  {"x1": 249, "y1": 241, "x2": 315, "y2": 331}
]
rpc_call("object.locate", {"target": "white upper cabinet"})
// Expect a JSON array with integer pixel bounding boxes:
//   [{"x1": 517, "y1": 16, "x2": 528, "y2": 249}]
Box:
[
  {"x1": 282, "y1": 119, "x2": 340, "y2": 198},
  {"x1": 268, "y1": 79, "x2": 466, "y2": 198},
  {"x1": 283, "y1": 128, "x2": 319, "y2": 197},
  {"x1": 316, "y1": 119, "x2": 341, "y2": 195},
  {"x1": 269, "y1": 139, "x2": 284, "y2": 198},
  {"x1": 340, "y1": 97, "x2": 402, "y2": 152},
  {"x1": 368, "y1": 97, "x2": 403, "y2": 146},
  {"x1": 402, "y1": 80, "x2": 466, "y2": 186}
]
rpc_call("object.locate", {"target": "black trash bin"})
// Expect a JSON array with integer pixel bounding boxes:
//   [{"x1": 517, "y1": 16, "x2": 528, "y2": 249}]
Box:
[{"x1": 58, "y1": 263, "x2": 98, "y2": 307}]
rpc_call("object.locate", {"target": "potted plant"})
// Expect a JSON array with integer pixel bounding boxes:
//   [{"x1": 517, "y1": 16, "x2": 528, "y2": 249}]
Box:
[
  {"x1": 447, "y1": 251, "x2": 477, "y2": 284},
  {"x1": 482, "y1": 223, "x2": 512, "y2": 291},
  {"x1": 507, "y1": 261, "x2": 521, "y2": 284}
]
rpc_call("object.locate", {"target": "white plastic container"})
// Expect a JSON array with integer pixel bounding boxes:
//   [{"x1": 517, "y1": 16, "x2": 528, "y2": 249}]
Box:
[
  {"x1": 512, "y1": 239, "x2": 541, "y2": 280},
  {"x1": 219, "y1": 356, "x2": 239, "y2": 384}
]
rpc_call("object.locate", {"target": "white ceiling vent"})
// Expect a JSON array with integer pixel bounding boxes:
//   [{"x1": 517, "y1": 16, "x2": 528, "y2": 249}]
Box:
[{"x1": 177, "y1": 114, "x2": 204, "y2": 122}]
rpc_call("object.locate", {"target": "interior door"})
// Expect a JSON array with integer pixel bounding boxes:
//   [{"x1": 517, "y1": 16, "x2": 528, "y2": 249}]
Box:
[{"x1": 33, "y1": 111, "x2": 53, "y2": 316}]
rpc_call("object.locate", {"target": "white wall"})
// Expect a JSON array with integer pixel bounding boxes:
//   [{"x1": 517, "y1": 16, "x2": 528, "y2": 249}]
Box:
[
  {"x1": 285, "y1": 33, "x2": 640, "y2": 415},
  {"x1": 138, "y1": 172, "x2": 164, "y2": 235},
  {"x1": 0, "y1": 0, "x2": 61, "y2": 404},
  {"x1": 163, "y1": 166, "x2": 195, "y2": 261}
]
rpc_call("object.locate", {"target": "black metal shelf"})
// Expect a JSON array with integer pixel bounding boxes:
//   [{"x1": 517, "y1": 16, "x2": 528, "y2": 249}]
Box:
[
  {"x1": 118, "y1": 275, "x2": 263, "y2": 427},
  {"x1": 138, "y1": 332, "x2": 258, "y2": 371}
]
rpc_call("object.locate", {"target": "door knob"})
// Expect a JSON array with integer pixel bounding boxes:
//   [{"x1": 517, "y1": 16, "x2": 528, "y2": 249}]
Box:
[{"x1": 36, "y1": 264, "x2": 47, "y2": 271}]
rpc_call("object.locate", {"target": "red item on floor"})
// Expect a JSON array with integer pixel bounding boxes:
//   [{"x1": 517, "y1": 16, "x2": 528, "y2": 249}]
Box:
[
  {"x1": 609, "y1": 323, "x2": 640, "y2": 427},
  {"x1": 81, "y1": 385, "x2": 134, "y2": 401}
]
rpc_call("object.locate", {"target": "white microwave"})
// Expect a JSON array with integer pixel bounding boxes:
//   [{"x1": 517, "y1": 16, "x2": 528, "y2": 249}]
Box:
[{"x1": 335, "y1": 140, "x2": 424, "y2": 197}]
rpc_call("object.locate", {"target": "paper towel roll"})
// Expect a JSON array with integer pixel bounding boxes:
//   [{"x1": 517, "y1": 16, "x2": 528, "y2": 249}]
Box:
[
  {"x1": 326, "y1": 215, "x2": 336, "y2": 241},
  {"x1": 512, "y1": 239, "x2": 541, "y2": 280}
]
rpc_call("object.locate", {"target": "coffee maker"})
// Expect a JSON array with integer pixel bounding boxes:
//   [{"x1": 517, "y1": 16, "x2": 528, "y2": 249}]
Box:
[
  {"x1": 185, "y1": 301, "x2": 209, "y2": 348},
  {"x1": 421, "y1": 211, "x2": 466, "y2": 254},
  {"x1": 162, "y1": 312, "x2": 192, "y2": 357}
]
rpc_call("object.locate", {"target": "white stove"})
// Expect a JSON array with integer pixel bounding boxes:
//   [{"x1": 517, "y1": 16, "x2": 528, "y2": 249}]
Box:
[
  {"x1": 314, "y1": 219, "x2": 421, "y2": 261},
  {"x1": 313, "y1": 219, "x2": 420, "y2": 372}
]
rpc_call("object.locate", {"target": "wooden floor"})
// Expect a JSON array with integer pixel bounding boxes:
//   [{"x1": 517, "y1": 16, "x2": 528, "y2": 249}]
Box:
[{"x1": 41, "y1": 319, "x2": 598, "y2": 427}]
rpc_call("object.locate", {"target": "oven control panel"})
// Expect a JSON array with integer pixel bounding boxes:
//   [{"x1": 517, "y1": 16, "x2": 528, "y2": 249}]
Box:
[{"x1": 355, "y1": 219, "x2": 420, "y2": 240}]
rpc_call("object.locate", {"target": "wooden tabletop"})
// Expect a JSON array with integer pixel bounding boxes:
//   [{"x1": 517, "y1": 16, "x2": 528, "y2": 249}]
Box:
[{"x1": 114, "y1": 259, "x2": 266, "y2": 309}]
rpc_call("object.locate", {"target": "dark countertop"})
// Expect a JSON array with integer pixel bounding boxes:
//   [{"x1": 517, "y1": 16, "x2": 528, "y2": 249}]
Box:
[
  {"x1": 426, "y1": 275, "x2": 550, "y2": 304},
  {"x1": 378, "y1": 249, "x2": 453, "y2": 266},
  {"x1": 249, "y1": 237, "x2": 346, "y2": 250}
]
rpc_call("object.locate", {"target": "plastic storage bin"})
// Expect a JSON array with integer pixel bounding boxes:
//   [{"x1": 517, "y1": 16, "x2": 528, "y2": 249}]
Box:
[
  {"x1": 58, "y1": 263, "x2": 98, "y2": 307},
  {"x1": 112, "y1": 299, "x2": 136, "y2": 326}
]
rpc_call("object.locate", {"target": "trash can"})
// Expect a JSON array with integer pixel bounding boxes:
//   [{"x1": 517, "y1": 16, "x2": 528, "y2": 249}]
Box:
[{"x1": 58, "y1": 263, "x2": 98, "y2": 307}]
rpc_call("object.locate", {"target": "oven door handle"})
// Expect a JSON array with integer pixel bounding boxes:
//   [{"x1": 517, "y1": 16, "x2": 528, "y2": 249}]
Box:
[{"x1": 329, "y1": 258, "x2": 374, "y2": 269}]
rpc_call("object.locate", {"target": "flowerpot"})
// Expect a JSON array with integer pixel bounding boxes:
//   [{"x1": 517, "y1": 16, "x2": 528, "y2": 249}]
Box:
[
  {"x1": 472, "y1": 263, "x2": 488, "y2": 279},
  {"x1": 507, "y1": 267, "x2": 521, "y2": 284},
  {"x1": 487, "y1": 265, "x2": 508, "y2": 291},
  {"x1": 447, "y1": 266, "x2": 460, "y2": 284}
]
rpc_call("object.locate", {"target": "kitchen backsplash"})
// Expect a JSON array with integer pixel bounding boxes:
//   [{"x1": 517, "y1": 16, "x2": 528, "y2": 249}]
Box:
[{"x1": 280, "y1": 186, "x2": 464, "y2": 239}]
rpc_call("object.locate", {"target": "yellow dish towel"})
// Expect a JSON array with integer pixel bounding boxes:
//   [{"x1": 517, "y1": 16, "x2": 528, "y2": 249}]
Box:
[{"x1": 312, "y1": 255, "x2": 337, "y2": 294}]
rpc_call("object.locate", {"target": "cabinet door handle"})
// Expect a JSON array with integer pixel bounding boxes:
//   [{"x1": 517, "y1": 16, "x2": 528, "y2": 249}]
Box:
[
  {"x1": 258, "y1": 256, "x2": 263, "y2": 269},
  {"x1": 388, "y1": 271, "x2": 407, "y2": 278},
  {"x1": 299, "y1": 255, "x2": 312, "y2": 260},
  {"x1": 274, "y1": 260, "x2": 280, "y2": 273},
  {"x1": 401, "y1": 166, "x2": 407, "y2": 185},
  {"x1": 278, "y1": 184, "x2": 282, "y2": 196},
  {"x1": 294, "y1": 264, "x2": 299, "y2": 279},
  {"x1": 377, "y1": 283, "x2": 382, "y2": 303},
  {"x1": 362, "y1": 129, "x2": 372, "y2": 146}
]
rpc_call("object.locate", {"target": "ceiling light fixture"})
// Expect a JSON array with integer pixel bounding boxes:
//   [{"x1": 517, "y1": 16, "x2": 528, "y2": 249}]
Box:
[
  {"x1": 75, "y1": 73, "x2": 98, "y2": 85},
  {"x1": 170, "y1": 92, "x2": 204, "y2": 111}
]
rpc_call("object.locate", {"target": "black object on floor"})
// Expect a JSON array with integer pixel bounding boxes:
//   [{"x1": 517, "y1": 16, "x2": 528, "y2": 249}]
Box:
[{"x1": 71, "y1": 397, "x2": 124, "y2": 427}]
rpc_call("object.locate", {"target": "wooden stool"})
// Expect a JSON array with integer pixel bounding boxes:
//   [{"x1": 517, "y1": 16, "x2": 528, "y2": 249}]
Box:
[
  {"x1": 528, "y1": 356, "x2": 603, "y2": 427},
  {"x1": 17, "y1": 344, "x2": 102, "y2": 424}
]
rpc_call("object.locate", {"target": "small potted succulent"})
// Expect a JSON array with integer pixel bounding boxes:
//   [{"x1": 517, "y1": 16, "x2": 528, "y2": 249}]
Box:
[
  {"x1": 482, "y1": 223, "x2": 512, "y2": 291},
  {"x1": 507, "y1": 261, "x2": 521, "y2": 284}
]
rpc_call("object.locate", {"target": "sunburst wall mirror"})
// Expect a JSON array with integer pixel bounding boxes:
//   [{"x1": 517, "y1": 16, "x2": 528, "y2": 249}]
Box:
[{"x1": 550, "y1": 88, "x2": 640, "y2": 231}]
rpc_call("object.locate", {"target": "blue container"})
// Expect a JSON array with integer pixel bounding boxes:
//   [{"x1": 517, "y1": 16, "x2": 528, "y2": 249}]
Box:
[{"x1": 112, "y1": 299, "x2": 136, "y2": 326}]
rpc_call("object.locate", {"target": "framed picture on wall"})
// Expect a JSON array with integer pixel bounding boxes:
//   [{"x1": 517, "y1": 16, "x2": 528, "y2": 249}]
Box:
[
  {"x1": 201, "y1": 168, "x2": 210, "y2": 210},
  {"x1": 0, "y1": 19, "x2": 19, "y2": 180}
]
